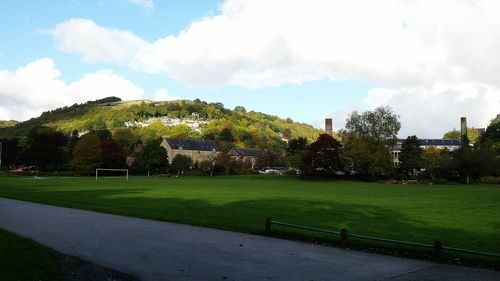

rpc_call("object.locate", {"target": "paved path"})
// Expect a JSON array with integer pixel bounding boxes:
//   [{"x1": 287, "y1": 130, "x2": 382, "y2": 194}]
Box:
[{"x1": 0, "y1": 198, "x2": 498, "y2": 281}]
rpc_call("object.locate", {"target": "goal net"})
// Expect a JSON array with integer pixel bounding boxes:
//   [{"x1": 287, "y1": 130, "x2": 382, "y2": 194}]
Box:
[{"x1": 95, "y1": 168, "x2": 129, "y2": 180}]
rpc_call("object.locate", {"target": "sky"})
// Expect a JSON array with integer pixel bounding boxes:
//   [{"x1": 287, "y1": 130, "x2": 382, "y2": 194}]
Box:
[{"x1": 0, "y1": 0, "x2": 499, "y2": 138}]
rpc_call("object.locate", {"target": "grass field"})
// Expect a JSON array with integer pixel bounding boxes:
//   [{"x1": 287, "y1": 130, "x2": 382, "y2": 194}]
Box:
[
  {"x1": 0, "y1": 228, "x2": 62, "y2": 281},
  {"x1": 0, "y1": 173, "x2": 499, "y2": 260}
]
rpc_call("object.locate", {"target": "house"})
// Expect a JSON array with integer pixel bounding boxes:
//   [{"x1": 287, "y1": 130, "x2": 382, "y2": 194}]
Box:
[
  {"x1": 161, "y1": 138, "x2": 218, "y2": 164},
  {"x1": 391, "y1": 139, "x2": 461, "y2": 167},
  {"x1": 227, "y1": 148, "x2": 266, "y2": 169}
]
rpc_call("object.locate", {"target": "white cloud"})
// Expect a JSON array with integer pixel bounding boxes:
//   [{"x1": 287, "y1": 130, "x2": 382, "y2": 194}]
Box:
[
  {"x1": 363, "y1": 85, "x2": 500, "y2": 138},
  {"x1": 153, "y1": 88, "x2": 181, "y2": 101},
  {"x1": 47, "y1": 0, "x2": 500, "y2": 137},
  {"x1": 0, "y1": 58, "x2": 144, "y2": 121},
  {"x1": 129, "y1": 0, "x2": 154, "y2": 9}
]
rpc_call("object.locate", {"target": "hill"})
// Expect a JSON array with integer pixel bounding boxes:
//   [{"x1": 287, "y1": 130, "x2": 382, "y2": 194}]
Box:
[{"x1": 0, "y1": 97, "x2": 322, "y2": 150}]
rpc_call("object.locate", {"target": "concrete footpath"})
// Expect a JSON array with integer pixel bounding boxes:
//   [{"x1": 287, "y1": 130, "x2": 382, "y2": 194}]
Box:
[{"x1": 0, "y1": 197, "x2": 498, "y2": 281}]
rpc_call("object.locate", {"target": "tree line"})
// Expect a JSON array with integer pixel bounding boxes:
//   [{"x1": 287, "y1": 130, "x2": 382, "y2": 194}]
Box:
[{"x1": 1, "y1": 106, "x2": 499, "y2": 183}]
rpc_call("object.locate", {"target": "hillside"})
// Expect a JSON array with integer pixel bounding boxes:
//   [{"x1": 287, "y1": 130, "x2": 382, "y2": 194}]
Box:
[{"x1": 0, "y1": 97, "x2": 322, "y2": 150}]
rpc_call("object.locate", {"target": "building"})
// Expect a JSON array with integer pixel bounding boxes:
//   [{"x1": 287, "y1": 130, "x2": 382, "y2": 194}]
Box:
[
  {"x1": 160, "y1": 138, "x2": 218, "y2": 164},
  {"x1": 227, "y1": 148, "x2": 266, "y2": 169},
  {"x1": 391, "y1": 139, "x2": 461, "y2": 167}
]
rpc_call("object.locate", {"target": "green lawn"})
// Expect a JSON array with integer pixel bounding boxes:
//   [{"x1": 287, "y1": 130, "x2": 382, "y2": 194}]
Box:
[
  {"x1": 0, "y1": 228, "x2": 62, "y2": 281},
  {"x1": 0, "y1": 173, "x2": 499, "y2": 258}
]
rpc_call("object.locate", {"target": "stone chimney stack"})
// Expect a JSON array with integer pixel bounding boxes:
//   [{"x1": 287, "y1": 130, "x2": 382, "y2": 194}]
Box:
[
  {"x1": 460, "y1": 117, "x2": 467, "y2": 140},
  {"x1": 325, "y1": 118, "x2": 333, "y2": 135}
]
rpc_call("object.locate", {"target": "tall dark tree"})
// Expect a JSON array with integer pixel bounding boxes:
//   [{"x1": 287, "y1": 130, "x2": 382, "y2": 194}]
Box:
[
  {"x1": 67, "y1": 130, "x2": 79, "y2": 156},
  {"x1": 302, "y1": 134, "x2": 343, "y2": 176},
  {"x1": 399, "y1": 136, "x2": 423, "y2": 176},
  {"x1": 286, "y1": 137, "x2": 308, "y2": 169},
  {"x1": 27, "y1": 126, "x2": 68, "y2": 171},
  {"x1": 100, "y1": 139, "x2": 126, "y2": 168},
  {"x1": 0, "y1": 138, "x2": 24, "y2": 169}
]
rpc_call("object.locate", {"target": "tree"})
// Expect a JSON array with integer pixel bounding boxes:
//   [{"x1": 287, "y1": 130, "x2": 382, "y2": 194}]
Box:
[
  {"x1": 218, "y1": 128, "x2": 234, "y2": 142},
  {"x1": 421, "y1": 146, "x2": 447, "y2": 182},
  {"x1": 131, "y1": 138, "x2": 169, "y2": 175},
  {"x1": 399, "y1": 136, "x2": 423, "y2": 176},
  {"x1": 341, "y1": 106, "x2": 401, "y2": 178},
  {"x1": 100, "y1": 139, "x2": 126, "y2": 168},
  {"x1": 27, "y1": 126, "x2": 68, "y2": 171},
  {"x1": 198, "y1": 160, "x2": 214, "y2": 176},
  {"x1": 479, "y1": 120, "x2": 500, "y2": 156},
  {"x1": 443, "y1": 128, "x2": 480, "y2": 144},
  {"x1": 234, "y1": 106, "x2": 246, "y2": 113},
  {"x1": 286, "y1": 137, "x2": 308, "y2": 169},
  {"x1": 170, "y1": 154, "x2": 192, "y2": 175},
  {"x1": 282, "y1": 128, "x2": 292, "y2": 140},
  {"x1": 302, "y1": 134, "x2": 343, "y2": 176},
  {"x1": 215, "y1": 152, "x2": 232, "y2": 176},
  {"x1": 453, "y1": 146, "x2": 497, "y2": 184},
  {"x1": 70, "y1": 133, "x2": 102, "y2": 172},
  {"x1": 67, "y1": 130, "x2": 79, "y2": 156},
  {"x1": 113, "y1": 128, "x2": 139, "y2": 153}
]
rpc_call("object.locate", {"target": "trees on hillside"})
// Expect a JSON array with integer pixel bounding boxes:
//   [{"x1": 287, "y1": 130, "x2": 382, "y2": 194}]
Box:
[{"x1": 341, "y1": 106, "x2": 400, "y2": 178}]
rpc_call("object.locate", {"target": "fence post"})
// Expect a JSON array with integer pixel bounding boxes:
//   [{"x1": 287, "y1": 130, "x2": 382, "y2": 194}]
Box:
[
  {"x1": 265, "y1": 217, "x2": 272, "y2": 233},
  {"x1": 433, "y1": 240, "x2": 442, "y2": 257},
  {"x1": 340, "y1": 228, "x2": 348, "y2": 244}
]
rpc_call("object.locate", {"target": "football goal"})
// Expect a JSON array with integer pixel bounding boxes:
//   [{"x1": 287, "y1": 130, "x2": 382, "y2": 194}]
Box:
[{"x1": 95, "y1": 168, "x2": 129, "y2": 180}]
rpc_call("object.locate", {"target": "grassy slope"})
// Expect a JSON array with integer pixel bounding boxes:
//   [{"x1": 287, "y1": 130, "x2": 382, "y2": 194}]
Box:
[
  {"x1": 0, "y1": 174, "x2": 498, "y2": 256},
  {"x1": 0, "y1": 228, "x2": 62, "y2": 281}
]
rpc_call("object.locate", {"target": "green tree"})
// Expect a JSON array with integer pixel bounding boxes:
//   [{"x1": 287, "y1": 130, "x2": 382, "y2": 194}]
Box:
[
  {"x1": 131, "y1": 138, "x2": 169, "y2": 175},
  {"x1": 399, "y1": 136, "x2": 423, "y2": 176},
  {"x1": 198, "y1": 160, "x2": 214, "y2": 176},
  {"x1": 443, "y1": 128, "x2": 480, "y2": 144},
  {"x1": 234, "y1": 106, "x2": 246, "y2": 113},
  {"x1": 479, "y1": 120, "x2": 500, "y2": 156},
  {"x1": 341, "y1": 106, "x2": 401, "y2": 178},
  {"x1": 113, "y1": 128, "x2": 139, "y2": 153},
  {"x1": 70, "y1": 133, "x2": 102, "y2": 172},
  {"x1": 421, "y1": 146, "x2": 444, "y2": 182},
  {"x1": 170, "y1": 154, "x2": 192, "y2": 175}
]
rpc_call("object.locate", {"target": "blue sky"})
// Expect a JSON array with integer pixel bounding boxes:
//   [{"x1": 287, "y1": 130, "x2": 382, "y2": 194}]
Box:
[{"x1": 1, "y1": 0, "x2": 499, "y2": 137}]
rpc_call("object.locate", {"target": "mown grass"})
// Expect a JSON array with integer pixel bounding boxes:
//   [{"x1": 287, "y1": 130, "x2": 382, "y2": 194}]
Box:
[
  {"x1": 0, "y1": 173, "x2": 499, "y2": 263},
  {"x1": 0, "y1": 228, "x2": 62, "y2": 281}
]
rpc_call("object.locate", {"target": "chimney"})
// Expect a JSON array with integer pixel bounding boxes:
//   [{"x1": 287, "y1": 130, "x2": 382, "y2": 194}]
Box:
[
  {"x1": 325, "y1": 118, "x2": 333, "y2": 135},
  {"x1": 460, "y1": 117, "x2": 467, "y2": 140}
]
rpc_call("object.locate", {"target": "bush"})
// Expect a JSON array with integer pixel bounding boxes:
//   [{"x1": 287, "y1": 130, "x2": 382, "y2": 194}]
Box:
[{"x1": 481, "y1": 176, "x2": 500, "y2": 184}]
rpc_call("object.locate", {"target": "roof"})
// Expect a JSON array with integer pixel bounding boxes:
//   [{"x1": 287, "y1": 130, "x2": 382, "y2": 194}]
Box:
[
  {"x1": 229, "y1": 148, "x2": 266, "y2": 157},
  {"x1": 164, "y1": 138, "x2": 218, "y2": 151},
  {"x1": 396, "y1": 139, "x2": 461, "y2": 147}
]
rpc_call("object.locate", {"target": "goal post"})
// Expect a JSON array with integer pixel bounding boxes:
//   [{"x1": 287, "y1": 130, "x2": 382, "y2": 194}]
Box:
[{"x1": 95, "y1": 168, "x2": 129, "y2": 180}]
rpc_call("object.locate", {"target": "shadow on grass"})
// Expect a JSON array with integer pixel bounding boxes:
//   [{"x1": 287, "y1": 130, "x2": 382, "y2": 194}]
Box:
[{"x1": 1, "y1": 187, "x2": 499, "y2": 268}]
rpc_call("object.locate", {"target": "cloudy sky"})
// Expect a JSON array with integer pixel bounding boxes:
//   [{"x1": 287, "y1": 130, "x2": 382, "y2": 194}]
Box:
[{"x1": 0, "y1": 0, "x2": 499, "y2": 138}]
